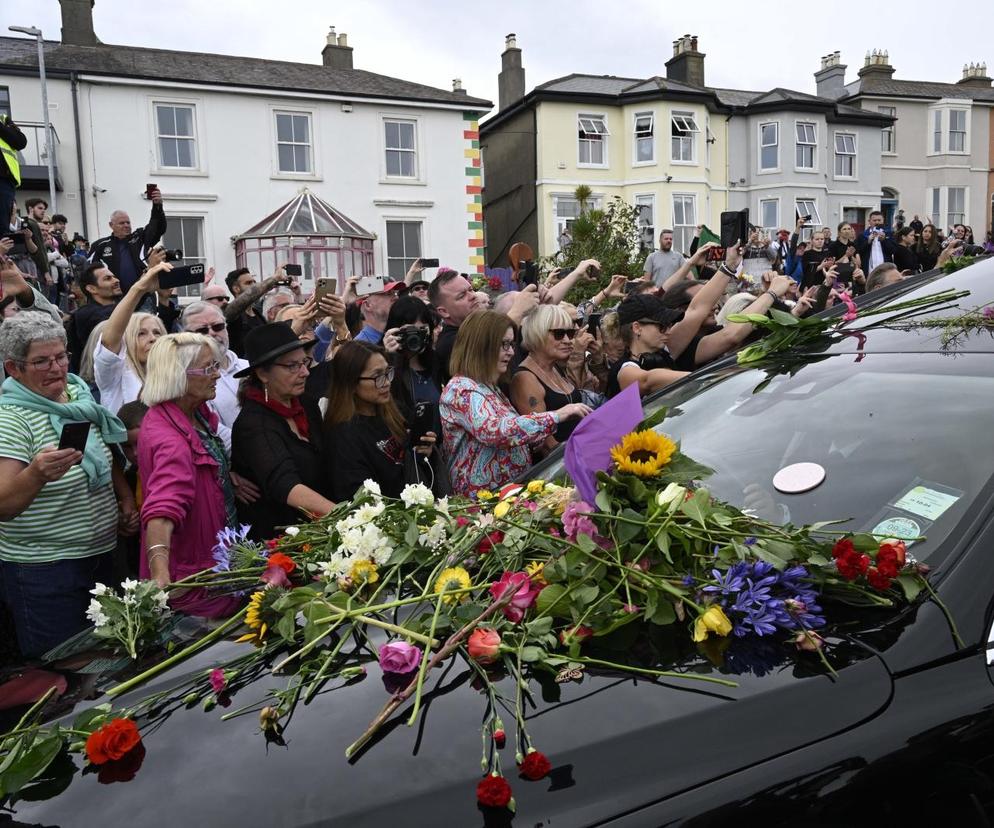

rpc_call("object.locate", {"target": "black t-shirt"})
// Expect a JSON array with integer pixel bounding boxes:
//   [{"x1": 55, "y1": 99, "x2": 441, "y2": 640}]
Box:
[
  {"x1": 327, "y1": 415, "x2": 406, "y2": 502},
  {"x1": 800, "y1": 249, "x2": 828, "y2": 289},
  {"x1": 434, "y1": 324, "x2": 459, "y2": 383},
  {"x1": 605, "y1": 351, "x2": 678, "y2": 399},
  {"x1": 68, "y1": 302, "x2": 116, "y2": 371},
  {"x1": 893, "y1": 244, "x2": 918, "y2": 274},
  {"x1": 228, "y1": 309, "x2": 265, "y2": 358}
]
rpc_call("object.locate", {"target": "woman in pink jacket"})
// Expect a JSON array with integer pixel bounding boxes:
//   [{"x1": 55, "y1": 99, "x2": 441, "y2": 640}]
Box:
[{"x1": 137, "y1": 332, "x2": 240, "y2": 618}]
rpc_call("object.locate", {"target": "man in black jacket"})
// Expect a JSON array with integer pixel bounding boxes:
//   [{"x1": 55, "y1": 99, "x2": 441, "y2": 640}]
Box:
[
  {"x1": 855, "y1": 210, "x2": 895, "y2": 273},
  {"x1": 0, "y1": 115, "x2": 27, "y2": 228},
  {"x1": 88, "y1": 188, "x2": 167, "y2": 293}
]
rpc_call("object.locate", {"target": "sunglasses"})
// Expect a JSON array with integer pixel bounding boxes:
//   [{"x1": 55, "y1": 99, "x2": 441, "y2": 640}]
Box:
[
  {"x1": 186, "y1": 360, "x2": 222, "y2": 377},
  {"x1": 550, "y1": 328, "x2": 576, "y2": 340},
  {"x1": 191, "y1": 322, "x2": 227, "y2": 335},
  {"x1": 206, "y1": 295, "x2": 229, "y2": 303}
]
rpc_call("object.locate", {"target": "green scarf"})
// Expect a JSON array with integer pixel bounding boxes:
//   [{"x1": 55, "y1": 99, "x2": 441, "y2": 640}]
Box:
[{"x1": 0, "y1": 374, "x2": 127, "y2": 489}]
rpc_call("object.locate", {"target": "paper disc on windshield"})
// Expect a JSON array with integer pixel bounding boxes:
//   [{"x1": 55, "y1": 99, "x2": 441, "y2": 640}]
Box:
[{"x1": 773, "y1": 462, "x2": 826, "y2": 494}]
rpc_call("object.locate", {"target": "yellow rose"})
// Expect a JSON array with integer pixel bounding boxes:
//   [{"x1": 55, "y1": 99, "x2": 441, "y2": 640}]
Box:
[
  {"x1": 692, "y1": 606, "x2": 733, "y2": 642},
  {"x1": 477, "y1": 491, "x2": 494, "y2": 501},
  {"x1": 493, "y1": 500, "x2": 511, "y2": 519},
  {"x1": 527, "y1": 480, "x2": 545, "y2": 494}
]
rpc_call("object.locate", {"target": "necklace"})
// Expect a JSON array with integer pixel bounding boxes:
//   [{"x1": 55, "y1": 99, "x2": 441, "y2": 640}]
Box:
[{"x1": 524, "y1": 357, "x2": 574, "y2": 395}]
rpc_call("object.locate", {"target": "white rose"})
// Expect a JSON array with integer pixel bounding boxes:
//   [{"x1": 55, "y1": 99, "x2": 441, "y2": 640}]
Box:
[
  {"x1": 400, "y1": 483, "x2": 434, "y2": 508},
  {"x1": 656, "y1": 483, "x2": 687, "y2": 512},
  {"x1": 362, "y1": 479, "x2": 382, "y2": 497}
]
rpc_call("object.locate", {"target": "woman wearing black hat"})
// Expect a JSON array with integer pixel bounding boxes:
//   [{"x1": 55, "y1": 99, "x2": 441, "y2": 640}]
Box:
[{"x1": 231, "y1": 323, "x2": 334, "y2": 540}]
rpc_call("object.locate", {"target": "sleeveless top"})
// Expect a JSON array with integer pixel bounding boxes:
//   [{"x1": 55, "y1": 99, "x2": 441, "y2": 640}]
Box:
[{"x1": 515, "y1": 366, "x2": 582, "y2": 443}]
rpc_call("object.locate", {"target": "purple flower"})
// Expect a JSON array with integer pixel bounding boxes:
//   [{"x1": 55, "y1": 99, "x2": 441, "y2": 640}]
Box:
[
  {"x1": 983, "y1": 306, "x2": 994, "y2": 319},
  {"x1": 562, "y1": 501, "x2": 598, "y2": 542},
  {"x1": 211, "y1": 524, "x2": 252, "y2": 572},
  {"x1": 378, "y1": 641, "x2": 423, "y2": 676},
  {"x1": 209, "y1": 668, "x2": 226, "y2": 694}
]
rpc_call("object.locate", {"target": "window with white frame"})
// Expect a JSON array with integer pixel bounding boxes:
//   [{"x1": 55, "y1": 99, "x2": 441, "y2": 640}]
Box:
[
  {"x1": 671, "y1": 194, "x2": 696, "y2": 255},
  {"x1": 154, "y1": 103, "x2": 197, "y2": 169},
  {"x1": 384, "y1": 119, "x2": 418, "y2": 178},
  {"x1": 385, "y1": 220, "x2": 422, "y2": 279},
  {"x1": 160, "y1": 217, "x2": 205, "y2": 297},
  {"x1": 930, "y1": 188, "x2": 941, "y2": 226},
  {"x1": 635, "y1": 195, "x2": 655, "y2": 251},
  {"x1": 878, "y1": 106, "x2": 896, "y2": 153},
  {"x1": 634, "y1": 112, "x2": 654, "y2": 163},
  {"x1": 578, "y1": 114, "x2": 609, "y2": 165},
  {"x1": 834, "y1": 133, "x2": 856, "y2": 177},
  {"x1": 795, "y1": 122, "x2": 817, "y2": 170},
  {"x1": 949, "y1": 110, "x2": 967, "y2": 152},
  {"x1": 932, "y1": 109, "x2": 942, "y2": 153},
  {"x1": 795, "y1": 199, "x2": 821, "y2": 227},
  {"x1": 275, "y1": 111, "x2": 312, "y2": 174},
  {"x1": 760, "y1": 122, "x2": 778, "y2": 171},
  {"x1": 759, "y1": 199, "x2": 779, "y2": 235},
  {"x1": 947, "y1": 187, "x2": 966, "y2": 226},
  {"x1": 670, "y1": 112, "x2": 698, "y2": 162}
]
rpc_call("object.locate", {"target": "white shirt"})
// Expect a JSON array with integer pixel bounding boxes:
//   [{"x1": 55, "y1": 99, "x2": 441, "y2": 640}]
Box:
[
  {"x1": 93, "y1": 339, "x2": 142, "y2": 418},
  {"x1": 209, "y1": 349, "x2": 248, "y2": 430},
  {"x1": 869, "y1": 236, "x2": 885, "y2": 272}
]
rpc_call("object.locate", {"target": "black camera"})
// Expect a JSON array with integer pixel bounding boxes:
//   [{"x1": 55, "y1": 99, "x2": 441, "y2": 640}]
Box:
[
  {"x1": 397, "y1": 325, "x2": 430, "y2": 354},
  {"x1": 162, "y1": 248, "x2": 184, "y2": 262}
]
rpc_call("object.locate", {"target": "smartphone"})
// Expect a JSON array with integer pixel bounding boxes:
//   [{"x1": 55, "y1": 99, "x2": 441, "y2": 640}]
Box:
[
  {"x1": 521, "y1": 261, "x2": 538, "y2": 287},
  {"x1": 720, "y1": 209, "x2": 749, "y2": 249},
  {"x1": 586, "y1": 313, "x2": 602, "y2": 336},
  {"x1": 314, "y1": 277, "x2": 336, "y2": 304},
  {"x1": 356, "y1": 275, "x2": 386, "y2": 297},
  {"x1": 418, "y1": 258, "x2": 440, "y2": 269},
  {"x1": 158, "y1": 263, "x2": 206, "y2": 289},
  {"x1": 145, "y1": 183, "x2": 157, "y2": 199},
  {"x1": 409, "y1": 401, "x2": 436, "y2": 446},
  {"x1": 58, "y1": 421, "x2": 90, "y2": 460},
  {"x1": 284, "y1": 263, "x2": 303, "y2": 277}
]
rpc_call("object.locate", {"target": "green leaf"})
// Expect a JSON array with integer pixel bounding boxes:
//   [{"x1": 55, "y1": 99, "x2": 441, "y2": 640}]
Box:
[
  {"x1": 636, "y1": 405, "x2": 669, "y2": 433},
  {"x1": 851, "y1": 533, "x2": 880, "y2": 552},
  {"x1": 680, "y1": 491, "x2": 709, "y2": 527},
  {"x1": 0, "y1": 734, "x2": 62, "y2": 797},
  {"x1": 544, "y1": 555, "x2": 567, "y2": 583},
  {"x1": 572, "y1": 584, "x2": 599, "y2": 607},
  {"x1": 649, "y1": 599, "x2": 676, "y2": 626},
  {"x1": 616, "y1": 509, "x2": 645, "y2": 543},
  {"x1": 276, "y1": 611, "x2": 297, "y2": 642},
  {"x1": 525, "y1": 616, "x2": 554, "y2": 637},
  {"x1": 753, "y1": 546, "x2": 788, "y2": 571},
  {"x1": 594, "y1": 488, "x2": 613, "y2": 513},
  {"x1": 654, "y1": 530, "x2": 672, "y2": 563},
  {"x1": 535, "y1": 584, "x2": 571, "y2": 617},
  {"x1": 404, "y1": 518, "x2": 419, "y2": 547},
  {"x1": 807, "y1": 553, "x2": 830, "y2": 566},
  {"x1": 769, "y1": 308, "x2": 800, "y2": 326},
  {"x1": 519, "y1": 646, "x2": 544, "y2": 663},
  {"x1": 575, "y1": 533, "x2": 598, "y2": 555},
  {"x1": 72, "y1": 704, "x2": 112, "y2": 733},
  {"x1": 896, "y1": 574, "x2": 925, "y2": 602}
]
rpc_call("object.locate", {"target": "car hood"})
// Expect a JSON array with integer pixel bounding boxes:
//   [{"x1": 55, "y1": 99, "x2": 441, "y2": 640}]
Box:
[{"x1": 8, "y1": 628, "x2": 893, "y2": 827}]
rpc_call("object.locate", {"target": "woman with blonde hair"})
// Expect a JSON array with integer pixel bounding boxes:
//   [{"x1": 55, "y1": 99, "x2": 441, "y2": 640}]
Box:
[
  {"x1": 95, "y1": 262, "x2": 170, "y2": 416},
  {"x1": 440, "y1": 310, "x2": 590, "y2": 496},
  {"x1": 138, "y1": 331, "x2": 240, "y2": 617}
]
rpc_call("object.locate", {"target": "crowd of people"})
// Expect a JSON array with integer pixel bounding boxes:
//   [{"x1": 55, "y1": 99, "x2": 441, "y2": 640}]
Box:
[{"x1": 0, "y1": 181, "x2": 985, "y2": 662}]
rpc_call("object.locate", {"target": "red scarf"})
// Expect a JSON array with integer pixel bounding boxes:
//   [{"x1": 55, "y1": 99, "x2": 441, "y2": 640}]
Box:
[{"x1": 243, "y1": 385, "x2": 310, "y2": 440}]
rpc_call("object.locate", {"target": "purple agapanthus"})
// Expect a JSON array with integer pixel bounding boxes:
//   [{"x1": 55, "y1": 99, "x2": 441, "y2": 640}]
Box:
[{"x1": 212, "y1": 524, "x2": 253, "y2": 572}]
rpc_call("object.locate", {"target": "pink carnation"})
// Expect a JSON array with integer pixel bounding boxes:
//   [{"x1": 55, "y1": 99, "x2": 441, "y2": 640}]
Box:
[
  {"x1": 209, "y1": 668, "x2": 226, "y2": 694},
  {"x1": 562, "y1": 501, "x2": 597, "y2": 542}
]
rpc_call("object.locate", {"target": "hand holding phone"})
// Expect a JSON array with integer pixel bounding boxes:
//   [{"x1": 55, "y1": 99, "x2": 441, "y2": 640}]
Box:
[{"x1": 409, "y1": 402, "x2": 437, "y2": 446}]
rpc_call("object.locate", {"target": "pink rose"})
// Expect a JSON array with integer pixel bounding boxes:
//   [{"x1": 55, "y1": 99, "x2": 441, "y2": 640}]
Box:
[
  {"x1": 378, "y1": 641, "x2": 423, "y2": 675},
  {"x1": 562, "y1": 501, "x2": 597, "y2": 542},
  {"x1": 489, "y1": 571, "x2": 540, "y2": 623}
]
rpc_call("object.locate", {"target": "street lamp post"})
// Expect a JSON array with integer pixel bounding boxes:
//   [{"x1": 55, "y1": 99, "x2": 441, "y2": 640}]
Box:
[{"x1": 8, "y1": 25, "x2": 56, "y2": 213}]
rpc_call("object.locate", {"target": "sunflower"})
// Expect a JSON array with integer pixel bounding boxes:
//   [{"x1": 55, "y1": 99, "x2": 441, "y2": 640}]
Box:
[
  {"x1": 610, "y1": 431, "x2": 677, "y2": 478},
  {"x1": 434, "y1": 566, "x2": 472, "y2": 604},
  {"x1": 350, "y1": 558, "x2": 380, "y2": 586},
  {"x1": 236, "y1": 588, "x2": 286, "y2": 646}
]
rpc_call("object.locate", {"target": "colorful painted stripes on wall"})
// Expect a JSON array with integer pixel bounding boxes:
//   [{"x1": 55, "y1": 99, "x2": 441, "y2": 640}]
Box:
[{"x1": 464, "y1": 111, "x2": 484, "y2": 274}]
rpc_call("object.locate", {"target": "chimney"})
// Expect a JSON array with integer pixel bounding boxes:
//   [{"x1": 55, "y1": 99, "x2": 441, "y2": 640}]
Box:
[
  {"x1": 957, "y1": 62, "x2": 992, "y2": 89},
  {"x1": 665, "y1": 34, "x2": 705, "y2": 87},
  {"x1": 452, "y1": 78, "x2": 467, "y2": 96},
  {"x1": 322, "y1": 26, "x2": 354, "y2": 70},
  {"x1": 58, "y1": 0, "x2": 99, "y2": 46},
  {"x1": 814, "y1": 51, "x2": 847, "y2": 99},
  {"x1": 498, "y1": 33, "x2": 525, "y2": 111},
  {"x1": 857, "y1": 49, "x2": 895, "y2": 81}
]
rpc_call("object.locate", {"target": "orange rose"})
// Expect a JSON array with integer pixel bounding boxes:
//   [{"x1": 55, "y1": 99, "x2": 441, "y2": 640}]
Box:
[
  {"x1": 467, "y1": 628, "x2": 502, "y2": 664},
  {"x1": 85, "y1": 718, "x2": 142, "y2": 765},
  {"x1": 267, "y1": 553, "x2": 296, "y2": 574}
]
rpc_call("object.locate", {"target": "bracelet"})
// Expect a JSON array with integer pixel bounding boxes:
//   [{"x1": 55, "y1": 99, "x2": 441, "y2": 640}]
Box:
[
  {"x1": 765, "y1": 290, "x2": 780, "y2": 301},
  {"x1": 147, "y1": 544, "x2": 169, "y2": 553},
  {"x1": 718, "y1": 265, "x2": 736, "y2": 278}
]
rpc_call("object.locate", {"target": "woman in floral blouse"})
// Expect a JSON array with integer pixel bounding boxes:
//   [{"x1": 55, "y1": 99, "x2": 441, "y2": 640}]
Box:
[{"x1": 439, "y1": 310, "x2": 590, "y2": 496}]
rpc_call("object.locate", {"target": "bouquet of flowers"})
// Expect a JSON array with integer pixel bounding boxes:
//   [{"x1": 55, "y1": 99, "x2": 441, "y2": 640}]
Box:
[{"x1": 87, "y1": 579, "x2": 171, "y2": 659}]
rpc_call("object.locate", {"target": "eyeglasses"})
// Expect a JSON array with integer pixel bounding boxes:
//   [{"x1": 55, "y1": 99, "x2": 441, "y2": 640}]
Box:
[
  {"x1": 186, "y1": 360, "x2": 222, "y2": 377},
  {"x1": 499, "y1": 340, "x2": 516, "y2": 352},
  {"x1": 205, "y1": 296, "x2": 229, "y2": 304},
  {"x1": 273, "y1": 358, "x2": 312, "y2": 374},
  {"x1": 549, "y1": 329, "x2": 576, "y2": 341},
  {"x1": 411, "y1": 285, "x2": 428, "y2": 293},
  {"x1": 358, "y1": 367, "x2": 395, "y2": 388},
  {"x1": 21, "y1": 352, "x2": 70, "y2": 370},
  {"x1": 191, "y1": 322, "x2": 227, "y2": 336}
]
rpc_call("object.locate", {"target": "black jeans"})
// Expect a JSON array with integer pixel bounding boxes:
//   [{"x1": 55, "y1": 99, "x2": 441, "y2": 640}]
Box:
[{"x1": 0, "y1": 553, "x2": 112, "y2": 659}]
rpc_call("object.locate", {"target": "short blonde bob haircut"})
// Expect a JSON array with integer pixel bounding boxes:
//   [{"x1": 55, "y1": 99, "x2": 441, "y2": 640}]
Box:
[
  {"x1": 141, "y1": 333, "x2": 221, "y2": 407},
  {"x1": 449, "y1": 310, "x2": 516, "y2": 385},
  {"x1": 519, "y1": 304, "x2": 574, "y2": 355}
]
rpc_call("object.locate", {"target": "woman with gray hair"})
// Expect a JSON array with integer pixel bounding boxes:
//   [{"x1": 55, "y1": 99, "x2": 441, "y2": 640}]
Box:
[
  {"x1": 136, "y1": 332, "x2": 240, "y2": 618},
  {"x1": 510, "y1": 303, "x2": 586, "y2": 456},
  {"x1": 0, "y1": 312, "x2": 135, "y2": 657}
]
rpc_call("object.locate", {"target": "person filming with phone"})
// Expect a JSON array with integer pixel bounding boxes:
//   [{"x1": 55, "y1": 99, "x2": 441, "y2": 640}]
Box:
[
  {"x1": 87, "y1": 185, "x2": 167, "y2": 294},
  {"x1": 0, "y1": 313, "x2": 135, "y2": 657}
]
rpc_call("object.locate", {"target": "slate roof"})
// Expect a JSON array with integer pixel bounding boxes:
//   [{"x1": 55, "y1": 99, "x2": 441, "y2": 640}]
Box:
[
  {"x1": 0, "y1": 37, "x2": 491, "y2": 109},
  {"x1": 843, "y1": 75, "x2": 994, "y2": 103}
]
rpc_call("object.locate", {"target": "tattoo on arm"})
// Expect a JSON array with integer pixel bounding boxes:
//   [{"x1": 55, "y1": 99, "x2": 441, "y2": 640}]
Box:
[{"x1": 528, "y1": 396, "x2": 539, "y2": 411}]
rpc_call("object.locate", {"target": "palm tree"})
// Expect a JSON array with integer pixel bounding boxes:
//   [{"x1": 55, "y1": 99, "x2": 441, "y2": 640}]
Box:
[{"x1": 574, "y1": 184, "x2": 592, "y2": 214}]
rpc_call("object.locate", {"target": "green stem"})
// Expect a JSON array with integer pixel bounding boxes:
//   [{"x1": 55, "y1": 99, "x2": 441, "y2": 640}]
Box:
[
  {"x1": 405, "y1": 589, "x2": 446, "y2": 726},
  {"x1": 570, "y1": 656, "x2": 738, "y2": 687},
  {"x1": 921, "y1": 575, "x2": 966, "y2": 649}
]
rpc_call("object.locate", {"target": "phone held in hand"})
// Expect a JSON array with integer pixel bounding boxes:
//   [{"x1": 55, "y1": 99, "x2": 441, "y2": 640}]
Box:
[
  {"x1": 284, "y1": 263, "x2": 303, "y2": 277},
  {"x1": 146, "y1": 183, "x2": 157, "y2": 199},
  {"x1": 356, "y1": 276, "x2": 386, "y2": 297},
  {"x1": 314, "y1": 277, "x2": 336, "y2": 304},
  {"x1": 158, "y1": 263, "x2": 206, "y2": 289},
  {"x1": 409, "y1": 402, "x2": 436, "y2": 446},
  {"x1": 586, "y1": 313, "x2": 602, "y2": 336},
  {"x1": 418, "y1": 258, "x2": 440, "y2": 269},
  {"x1": 720, "y1": 209, "x2": 749, "y2": 249},
  {"x1": 520, "y1": 261, "x2": 539, "y2": 287},
  {"x1": 58, "y1": 421, "x2": 90, "y2": 462}
]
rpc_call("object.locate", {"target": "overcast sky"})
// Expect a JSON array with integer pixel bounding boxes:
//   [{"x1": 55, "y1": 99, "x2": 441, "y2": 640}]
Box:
[{"x1": 2, "y1": 0, "x2": 990, "y2": 108}]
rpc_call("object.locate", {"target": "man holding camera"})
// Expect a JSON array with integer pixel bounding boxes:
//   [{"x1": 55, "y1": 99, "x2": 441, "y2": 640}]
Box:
[
  {"x1": 87, "y1": 188, "x2": 167, "y2": 293},
  {"x1": 856, "y1": 211, "x2": 895, "y2": 272}
]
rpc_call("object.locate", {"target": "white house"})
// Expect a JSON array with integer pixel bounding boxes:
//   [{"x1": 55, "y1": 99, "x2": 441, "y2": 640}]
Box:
[{"x1": 0, "y1": 0, "x2": 491, "y2": 294}]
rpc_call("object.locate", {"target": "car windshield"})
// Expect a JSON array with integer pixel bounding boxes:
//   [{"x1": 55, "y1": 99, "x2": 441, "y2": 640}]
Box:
[{"x1": 540, "y1": 353, "x2": 994, "y2": 564}]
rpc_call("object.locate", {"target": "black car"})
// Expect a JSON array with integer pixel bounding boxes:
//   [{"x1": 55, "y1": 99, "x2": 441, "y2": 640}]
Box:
[{"x1": 5, "y1": 260, "x2": 994, "y2": 826}]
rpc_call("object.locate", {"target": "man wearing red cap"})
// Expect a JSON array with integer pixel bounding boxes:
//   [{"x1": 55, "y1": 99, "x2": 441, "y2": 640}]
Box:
[{"x1": 355, "y1": 281, "x2": 406, "y2": 345}]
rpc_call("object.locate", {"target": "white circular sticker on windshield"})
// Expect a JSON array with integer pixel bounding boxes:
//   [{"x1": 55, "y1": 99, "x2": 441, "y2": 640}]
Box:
[
  {"x1": 871, "y1": 516, "x2": 921, "y2": 541},
  {"x1": 772, "y1": 462, "x2": 826, "y2": 494}
]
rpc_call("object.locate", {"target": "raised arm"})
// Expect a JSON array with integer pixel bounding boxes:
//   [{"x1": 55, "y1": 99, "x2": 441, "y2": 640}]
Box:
[
  {"x1": 694, "y1": 275, "x2": 792, "y2": 365},
  {"x1": 617, "y1": 363, "x2": 689, "y2": 397},
  {"x1": 101, "y1": 261, "x2": 172, "y2": 353},
  {"x1": 666, "y1": 242, "x2": 743, "y2": 358},
  {"x1": 545, "y1": 258, "x2": 600, "y2": 305},
  {"x1": 224, "y1": 267, "x2": 283, "y2": 321},
  {"x1": 659, "y1": 242, "x2": 721, "y2": 294}
]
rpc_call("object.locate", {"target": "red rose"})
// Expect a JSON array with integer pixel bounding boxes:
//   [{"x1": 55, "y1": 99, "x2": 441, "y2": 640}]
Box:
[
  {"x1": 866, "y1": 567, "x2": 892, "y2": 591},
  {"x1": 518, "y1": 750, "x2": 552, "y2": 780},
  {"x1": 267, "y1": 553, "x2": 296, "y2": 574},
  {"x1": 835, "y1": 550, "x2": 870, "y2": 581},
  {"x1": 476, "y1": 774, "x2": 513, "y2": 808},
  {"x1": 96, "y1": 742, "x2": 146, "y2": 784},
  {"x1": 85, "y1": 718, "x2": 142, "y2": 765},
  {"x1": 832, "y1": 538, "x2": 855, "y2": 560},
  {"x1": 488, "y1": 275, "x2": 503, "y2": 291},
  {"x1": 477, "y1": 531, "x2": 505, "y2": 555},
  {"x1": 468, "y1": 628, "x2": 502, "y2": 664},
  {"x1": 559, "y1": 624, "x2": 594, "y2": 646},
  {"x1": 875, "y1": 545, "x2": 901, "y2": 579},
  {"x1": 878, "y1": 539, "x2": 906, "y2": 567}
]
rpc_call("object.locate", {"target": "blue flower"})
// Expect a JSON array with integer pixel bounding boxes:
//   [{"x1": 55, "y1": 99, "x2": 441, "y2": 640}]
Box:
[{"x1": 212, "y1": 524, "x2": 252, "y2": 573}]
